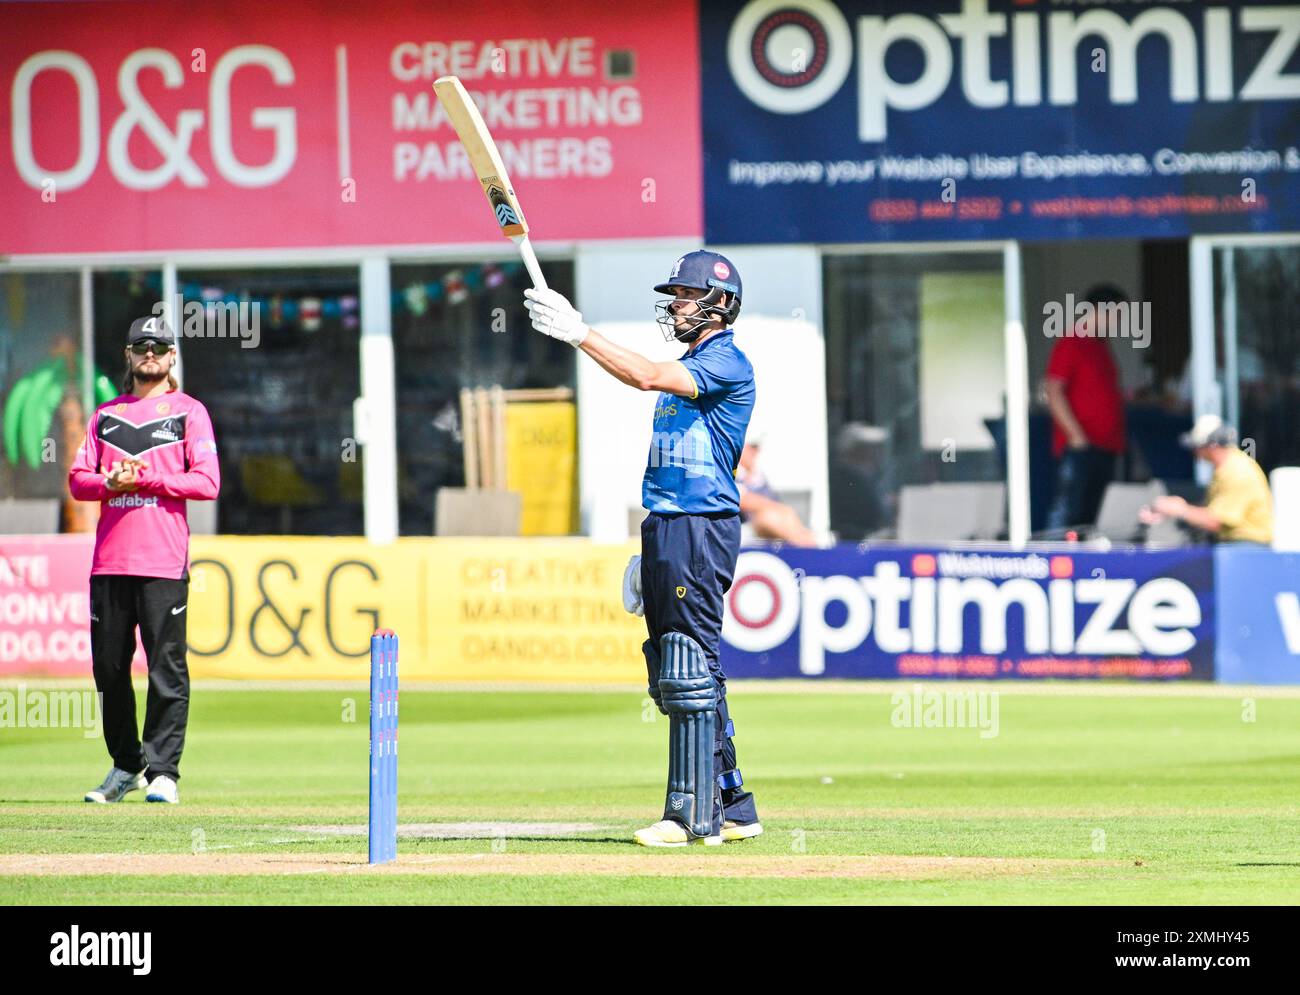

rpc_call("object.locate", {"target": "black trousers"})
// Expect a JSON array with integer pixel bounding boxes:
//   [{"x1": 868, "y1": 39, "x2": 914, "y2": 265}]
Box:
[
  {"x1": 89, "y1": 575, "x2": 190, "y2": 781},
  {"x1": 641, "y1": 512, "x2": 759, "y2": 828},
  {"x1": 1045, "y1": 446, "x2": 1118, "y2": 531}
]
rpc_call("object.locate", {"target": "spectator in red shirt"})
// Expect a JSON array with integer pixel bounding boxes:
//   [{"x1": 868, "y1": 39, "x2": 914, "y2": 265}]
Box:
[{"x1": 1043, "y1": 285, "x2": 1128, "y2": 531}]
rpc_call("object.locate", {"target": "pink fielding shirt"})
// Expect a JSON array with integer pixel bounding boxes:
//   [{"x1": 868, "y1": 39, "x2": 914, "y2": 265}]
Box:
[{"x1": 68, "y1": 391, "x2": 220, "y2": 579}]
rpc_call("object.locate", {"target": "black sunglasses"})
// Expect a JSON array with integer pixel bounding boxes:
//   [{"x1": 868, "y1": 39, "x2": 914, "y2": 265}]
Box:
[{"x1": 130, "y1": 341, "x2": 173, "y2": 356}]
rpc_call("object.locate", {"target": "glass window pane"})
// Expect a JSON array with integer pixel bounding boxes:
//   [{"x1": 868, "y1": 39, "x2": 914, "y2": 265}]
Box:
[
  {"x1": 92, "y1": 270, "x2": 164, "y2": 398},
  {"x1": 1218, "y1": 245, "x2": 1300, "y2": 474},
  {"x1": 391, "y1": 260, "x2": 576, "y2": 536},
  {"x1": 176, "y1": 267, "x2": 362, "y2": 536},
  {"x1": 1, "y1": 271, "x2": 84, "y2": 531},
  {"x1": 823, "y1": 252, "x2": 1005, "y2": 541}
]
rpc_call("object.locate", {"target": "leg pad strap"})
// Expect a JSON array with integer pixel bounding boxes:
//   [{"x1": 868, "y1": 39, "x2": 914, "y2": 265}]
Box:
[{"x1": 641, "y1": 639, "x2": 666, "y2": 715}]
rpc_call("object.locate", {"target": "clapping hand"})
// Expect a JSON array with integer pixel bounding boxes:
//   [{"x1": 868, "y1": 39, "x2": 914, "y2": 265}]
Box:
[{"x1": 106, "y1": 458, "x2": 147, "y2": 492}]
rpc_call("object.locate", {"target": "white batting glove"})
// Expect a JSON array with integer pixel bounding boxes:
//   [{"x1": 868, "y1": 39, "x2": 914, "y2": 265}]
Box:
[
  {"x1": 622, "y1": 554, "x2": 644, "y2": 617},
  {"x1": 524, "y1": 288, "x2": 588, "y2": 347}
]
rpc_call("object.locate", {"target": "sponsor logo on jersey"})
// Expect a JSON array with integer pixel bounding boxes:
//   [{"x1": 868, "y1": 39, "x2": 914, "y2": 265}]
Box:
[
  {"x1": 97, "y1": 412, "x2": 188, "y2": 458},
  {"x1": 106, "y1": 493, "x2": 159, "y2": 509}
]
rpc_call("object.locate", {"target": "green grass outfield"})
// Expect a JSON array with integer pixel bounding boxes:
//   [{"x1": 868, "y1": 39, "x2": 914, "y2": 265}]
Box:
[{"x1": 0, "y1": 679, "x2": 1297, "y2": 905}]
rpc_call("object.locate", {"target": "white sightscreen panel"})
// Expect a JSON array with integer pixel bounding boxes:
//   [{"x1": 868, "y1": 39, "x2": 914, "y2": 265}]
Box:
[{"x1": 919, "y1": 271, "x2": 1005, "y2": 451}]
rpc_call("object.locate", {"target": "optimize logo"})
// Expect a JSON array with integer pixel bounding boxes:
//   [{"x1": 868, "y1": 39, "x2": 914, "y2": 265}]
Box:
[
  {"x1": 727, "y1": 0, "x2": 1300, "y2": 141},
  {"x1": 729, "y1": 0, "x2": 853, "y2": 116},
  {"x1": 724, "y1": 551, "x2": 1202, "y2": 675}
]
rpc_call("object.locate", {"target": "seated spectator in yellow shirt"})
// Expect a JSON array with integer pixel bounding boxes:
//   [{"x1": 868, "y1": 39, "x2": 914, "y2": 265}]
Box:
[
  {"x1": 1139, "y1": 415, "x2": 1273, "y2": 545},
  {"x1": 736, "y1": 438, "x2": 817, "y2": 547}
]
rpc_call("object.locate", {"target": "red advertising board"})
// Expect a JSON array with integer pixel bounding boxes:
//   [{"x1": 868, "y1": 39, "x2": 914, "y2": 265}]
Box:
[{"x1": 0, "y1": 0, "x2": 701, "y2": 254}]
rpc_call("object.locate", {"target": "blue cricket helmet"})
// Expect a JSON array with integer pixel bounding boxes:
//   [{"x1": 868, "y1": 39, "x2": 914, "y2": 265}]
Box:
[
  {"x1": 654, "y1": 250, "x2": 742, "y2": 299},
  {"x1": 653, "y1": 251, "x2": 743, "y2": 341}
]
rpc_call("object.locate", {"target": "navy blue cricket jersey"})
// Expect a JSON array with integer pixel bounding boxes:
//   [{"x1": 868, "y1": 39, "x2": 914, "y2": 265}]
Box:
[{"x1": 642, "y1": 330, "x2": 755, "y2": 514}]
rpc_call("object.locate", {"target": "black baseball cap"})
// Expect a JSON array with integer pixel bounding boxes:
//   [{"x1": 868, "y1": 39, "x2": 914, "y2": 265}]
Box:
[{"x1": 127, "y1": 315, "x2": 176, "y2": 345}]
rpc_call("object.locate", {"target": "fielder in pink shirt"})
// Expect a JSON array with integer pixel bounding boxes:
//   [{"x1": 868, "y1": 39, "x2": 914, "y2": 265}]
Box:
[{"x1": 69, "y1": 316, "x2": 220, "y2": 805}]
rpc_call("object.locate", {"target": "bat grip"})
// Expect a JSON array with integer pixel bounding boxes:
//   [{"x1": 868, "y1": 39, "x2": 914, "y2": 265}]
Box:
[{"x1": 512, "y1": 235, "x2": 548, "y2": 291}]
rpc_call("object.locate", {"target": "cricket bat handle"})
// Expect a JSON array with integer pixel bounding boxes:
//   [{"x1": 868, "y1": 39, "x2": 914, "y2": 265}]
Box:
[{"x1": 512, "y1": 235, "x2": 548, "y2": 291}]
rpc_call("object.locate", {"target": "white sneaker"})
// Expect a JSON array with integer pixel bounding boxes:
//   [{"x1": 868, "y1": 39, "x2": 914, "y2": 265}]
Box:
[
  {"x1": 633, "y1": 819, "x2": 722, "y2": 848},
  {"x1": 145, "y1": 775, "x2": 179, "y2": 804},
  {"x1": 721, "y1": 820, "x2": 764, "y2": 842},
  {"x1": 84, "y1": 767, "x2": 147, "y2": 804}
]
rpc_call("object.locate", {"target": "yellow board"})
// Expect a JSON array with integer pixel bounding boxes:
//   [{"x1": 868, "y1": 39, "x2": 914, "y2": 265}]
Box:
[
  {"x1": 505, "y1": 401, "x2": 578, "y2": 535},
  {"x1": 186, "y1": 537, "x2": 644, "y2": 683}
]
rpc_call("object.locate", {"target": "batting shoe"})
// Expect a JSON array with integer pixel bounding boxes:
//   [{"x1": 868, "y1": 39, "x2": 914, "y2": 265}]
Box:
[
  {"x1": 721, "y1": 820, "x2": 764, "y2": 842},
  {"x1": 84, "y1": 767, "x2": 147, "y2": 804},
  {"x1": 633, "y1": 819, "x2": 722, "y2": 848},
  {"x1": 145, "y1": 775, "x2": 179, "y2": 804}
]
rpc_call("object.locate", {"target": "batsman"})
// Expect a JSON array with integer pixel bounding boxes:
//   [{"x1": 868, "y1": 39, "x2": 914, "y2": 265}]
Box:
[{"x1": 524, "y1": 250, "x2": 762, "y2": 847}]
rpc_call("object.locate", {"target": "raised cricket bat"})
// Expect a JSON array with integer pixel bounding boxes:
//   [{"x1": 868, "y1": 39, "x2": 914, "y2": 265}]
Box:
[{"x1": 433, "y1": 75, "x2": 547, "y2": 290}]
